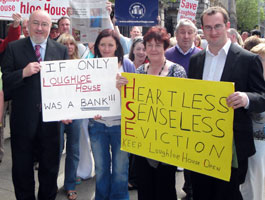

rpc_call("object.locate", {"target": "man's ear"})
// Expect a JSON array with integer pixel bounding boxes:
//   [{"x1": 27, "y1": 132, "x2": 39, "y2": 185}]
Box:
[{"x1": 226, "y1": 21, "x2": 231, "y2": 29}]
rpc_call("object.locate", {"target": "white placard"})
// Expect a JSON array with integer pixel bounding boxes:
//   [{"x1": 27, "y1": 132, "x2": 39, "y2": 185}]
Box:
[
  {"x1": 0, "y1": 0, "x2": 20, "y2": 20},
  {"x1": 40, "y1": 57, "x2": 121, "y2": 122},
  {"x1": 0, "y1": 0, "x2": 70, "y2": 21},
  {"x1": 177, "y1": 0, "x2": 199, "y2": 23}
]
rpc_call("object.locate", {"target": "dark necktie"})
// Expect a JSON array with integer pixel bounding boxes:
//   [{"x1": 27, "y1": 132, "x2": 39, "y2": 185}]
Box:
[{"x1": 35, "y1": 45, "x2": 42, "y2": 62}]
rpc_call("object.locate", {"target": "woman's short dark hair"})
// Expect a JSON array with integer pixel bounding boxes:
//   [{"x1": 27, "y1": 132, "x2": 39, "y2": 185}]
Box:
[
  {"x1": 94, "y1": 29, "x2": 124, "y2": 64},
  {"x1": 129, "y1": 37, "x2": 144, "y2": 61},
  {"x1": 143, "y1": 26, "x2": 170, "y2": 50}
]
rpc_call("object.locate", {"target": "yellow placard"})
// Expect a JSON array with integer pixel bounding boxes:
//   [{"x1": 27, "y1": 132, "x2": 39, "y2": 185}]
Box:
[{"x1": 121, "y1": 73, "x2": 235, "y2": 181}]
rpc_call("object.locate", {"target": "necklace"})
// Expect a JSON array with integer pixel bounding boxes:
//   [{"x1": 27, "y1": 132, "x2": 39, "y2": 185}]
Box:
[{"x1": 147, "y1": 59, "x2": 166, "y2": 76}]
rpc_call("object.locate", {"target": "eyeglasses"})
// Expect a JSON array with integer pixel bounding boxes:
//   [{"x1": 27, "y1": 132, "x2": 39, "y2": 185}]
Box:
[
  {"x1": 31, "y1": 20, "x2": 49, "y2": 28},
  {"x1": 203, "y1": 24, "x2": 224, "y2": 32}
]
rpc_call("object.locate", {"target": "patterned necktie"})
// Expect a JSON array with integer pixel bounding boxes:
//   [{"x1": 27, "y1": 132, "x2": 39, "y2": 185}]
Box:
[{"x1": 35, "y1": 45, "x2": 42, "y2": 62}]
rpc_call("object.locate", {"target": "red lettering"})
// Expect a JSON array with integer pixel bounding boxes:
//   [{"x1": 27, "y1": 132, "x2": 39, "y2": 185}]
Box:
[
  {"x1": 124, "y1": 78, "x2": 135, "y2": 99},
  {"x1": 181, "y1": 0, "x2": 197, "y2": 11},
  {"x1": 125, "y1": 121, "x2": 135, "y2": 137},
  {"x1": 61, "y1": 7, "x2": 66, "y2": 15},
  {"x1": 125, "y1": 101, "x2": 135, "y2": 120},
  {"x1": 0, "y1": 4, "x2": 15, "y2": 11},
  {"x1": 44, "y1": 3, "x2": 50, "y2": 13},
  {"x1": 44, "y1": 3, "x2": 67, "y2": 16},
  {"x1": 42, "y1": 78, "x2": 51, "y2": 87},
  {"x1": 181, "y1": 0, "x2": 186, "y2": 8}
]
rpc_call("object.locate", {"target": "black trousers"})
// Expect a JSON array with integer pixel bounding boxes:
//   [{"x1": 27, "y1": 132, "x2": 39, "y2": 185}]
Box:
[
  {"x1": 190, "y1": 159, "x2": 248, "y2": 200},
  {"x1": 11, "y1": 118, "x2": 60, "y2": 200},
  {"x1": 135, "y1": 155, "x2": 177, "y2": 200}
]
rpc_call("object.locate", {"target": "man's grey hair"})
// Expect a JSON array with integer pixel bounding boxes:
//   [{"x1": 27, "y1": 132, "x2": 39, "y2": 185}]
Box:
[
  {"x1": 228, "y1": 28, "x2": 244, "y2": 46},
  {"x1": 175, "y1": 18, "x2": 197, "y2": 33}
]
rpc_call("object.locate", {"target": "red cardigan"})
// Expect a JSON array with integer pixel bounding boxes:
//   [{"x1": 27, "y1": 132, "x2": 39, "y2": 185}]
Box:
[{"x1": 0, "y1": 25, "x2": 21, "y2": 53}]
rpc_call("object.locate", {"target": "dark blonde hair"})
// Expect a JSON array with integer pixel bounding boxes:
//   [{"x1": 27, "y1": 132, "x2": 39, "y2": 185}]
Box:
[
  {"x1": 57, "y1": 33, "x2": 79, "y2": 59},
  {"x1": 250, "y1": 42, "x2": 265, "y2": 55},
  {"x1": 244, "y1": 36, "x2": 261, "y2": 51}
]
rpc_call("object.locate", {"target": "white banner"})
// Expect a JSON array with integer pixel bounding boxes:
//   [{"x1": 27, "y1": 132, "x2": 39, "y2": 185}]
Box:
[
  {"x1": 177, "y1": 0, "x2": 199, "y2": 23},
  {"x1": 0, "y1": 0, "x2": 20, "y2": 20},
  {"x1": 40, "y1": 57, "x2": 121, "y2": 122},
  {"x1": 0, "y1": 0, "x2": 70, "y2": 21}
]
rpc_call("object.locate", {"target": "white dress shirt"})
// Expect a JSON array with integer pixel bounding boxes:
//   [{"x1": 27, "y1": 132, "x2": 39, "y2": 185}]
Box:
[
  {"x1": 203, "y1": 39, "x2": 249, "y2": 108},
  {"x1": 203, "y1": 39, "x2": 231, "y2": 81},
  {"x1": 176, "y1": 43, "x2": 195, "y2": 55}
]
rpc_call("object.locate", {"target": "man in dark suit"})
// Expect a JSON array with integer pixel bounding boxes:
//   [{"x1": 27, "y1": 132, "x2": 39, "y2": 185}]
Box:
[
  {"x1": 188, "y1": 6, "x2": 265, "y2": 200},
  {"x1": 1, "y1": 10, "x2": 68, "y2": 200}
]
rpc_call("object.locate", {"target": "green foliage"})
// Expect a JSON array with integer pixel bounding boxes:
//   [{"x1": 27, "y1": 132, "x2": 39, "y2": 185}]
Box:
[{"x1": 236, "y1": 0, "x2": 265, "y2": 32}]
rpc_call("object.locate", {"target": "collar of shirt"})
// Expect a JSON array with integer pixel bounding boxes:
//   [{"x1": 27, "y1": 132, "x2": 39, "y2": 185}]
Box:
[
  {"x1": 30, "y1": 38, "x2": 47, "y2": 61},
  {"x1": 175, "y1": 43, "x2": 195, "y2": 55},
  {"x1": 203, "y1": 39, "x2": 231, "y2": 81},
  {"x1": 206, "y1": 39, "x2": 231, "y2": 57},
  {"x1": 30, "y1": 38, "x2": 47, "y2": 50}
]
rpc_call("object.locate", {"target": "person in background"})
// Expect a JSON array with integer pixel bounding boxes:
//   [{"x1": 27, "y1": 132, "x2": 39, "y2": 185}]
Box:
[
  {"x1": 227, "y1": 28, "x2": 244, "y2": 47},
  {"x1": 114, "y1": 24, "x2": 142, "y2": 54},
  {"x1": 241, "y1": 31, "x2": 249, "y2": 42},
  {"x1": 165, "y1": 18, "x2": 201, "y2": 75},
  {"x1": 128, "y1": 37, "x2": 147, "y2": 69},
  {"x1": 89, "y1": 29, "x2": 135, "y2": 200},
  {"x1": 0, "y1": 13, "x2": 21, "y2": 53},
  {"x1": 1, "y1": 10, "x2": 69, "y2": 199},
  {"x1": 57, "y1": 33, "x2": 82, "y2": 200},
  {"x1": 56, "y1": 16, "x2": 71, "y2": 39},
  {"x1": 0, "y1": 13, "x2": 22, "y2": 164},
  {"x1": 21, "y1": 18, "x2": 29, "y2": 38},
  {"x1": 188, "y1": 6, "x2": 265, "y2": 200},
  {"x1": 117, "y1": 26, "x2": 186, "y2": 200},
  {"x1": 243, "y1": 35, "x2": 261, "y2": 51},
  {"x1": 251, "y1": 29, "x2": 261, "y2": 37},
  {"x1": 197, "y1": 28, "x2": 208, "y2": 49},
  {"x1": 194, "y1": 34, "x2": 203, "y2": 49},
  {"x1": 169, "y1": 36, "x2": 177, "y2": 48},
  {"x1": 240, "y1": 42, "x2": 265, "y2": 200},
  {"x1": 55, "y1": 16, "x2": 89, "y2": 59},
  {"x1": 49, "y1": 23, "x2": 59, "y2": 39}
]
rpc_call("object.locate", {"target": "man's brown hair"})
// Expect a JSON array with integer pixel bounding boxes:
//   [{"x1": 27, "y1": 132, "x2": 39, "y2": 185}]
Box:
[{"x1": 201, "y1": 6, "x2": 229, "y2": 26}]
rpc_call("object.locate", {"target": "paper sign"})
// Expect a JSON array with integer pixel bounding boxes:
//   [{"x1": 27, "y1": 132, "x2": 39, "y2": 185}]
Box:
[
  {"x1": 121, "y1": 73, "x2": 235, "y2": 181},
  {"x1": 0, "y1": 0, "x2": 70, "y2": 21},
  {"x1": 0, "y1": 0, "x2": 20, "y2": 20},
  {"x1": 177, "y1": 0, "x2": 199, "y2": 23},
  {"x1": 40, "y1": 57, "x2": 120, "y2": 122}
]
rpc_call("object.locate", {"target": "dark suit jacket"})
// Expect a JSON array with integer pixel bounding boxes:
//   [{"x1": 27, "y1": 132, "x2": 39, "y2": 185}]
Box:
[
  {"x1": 188, "y1": 43, "x2": 265, "y2": 161},
  {"x1": 1, "y1": 37, "x2": 68, "y2": 137}
]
